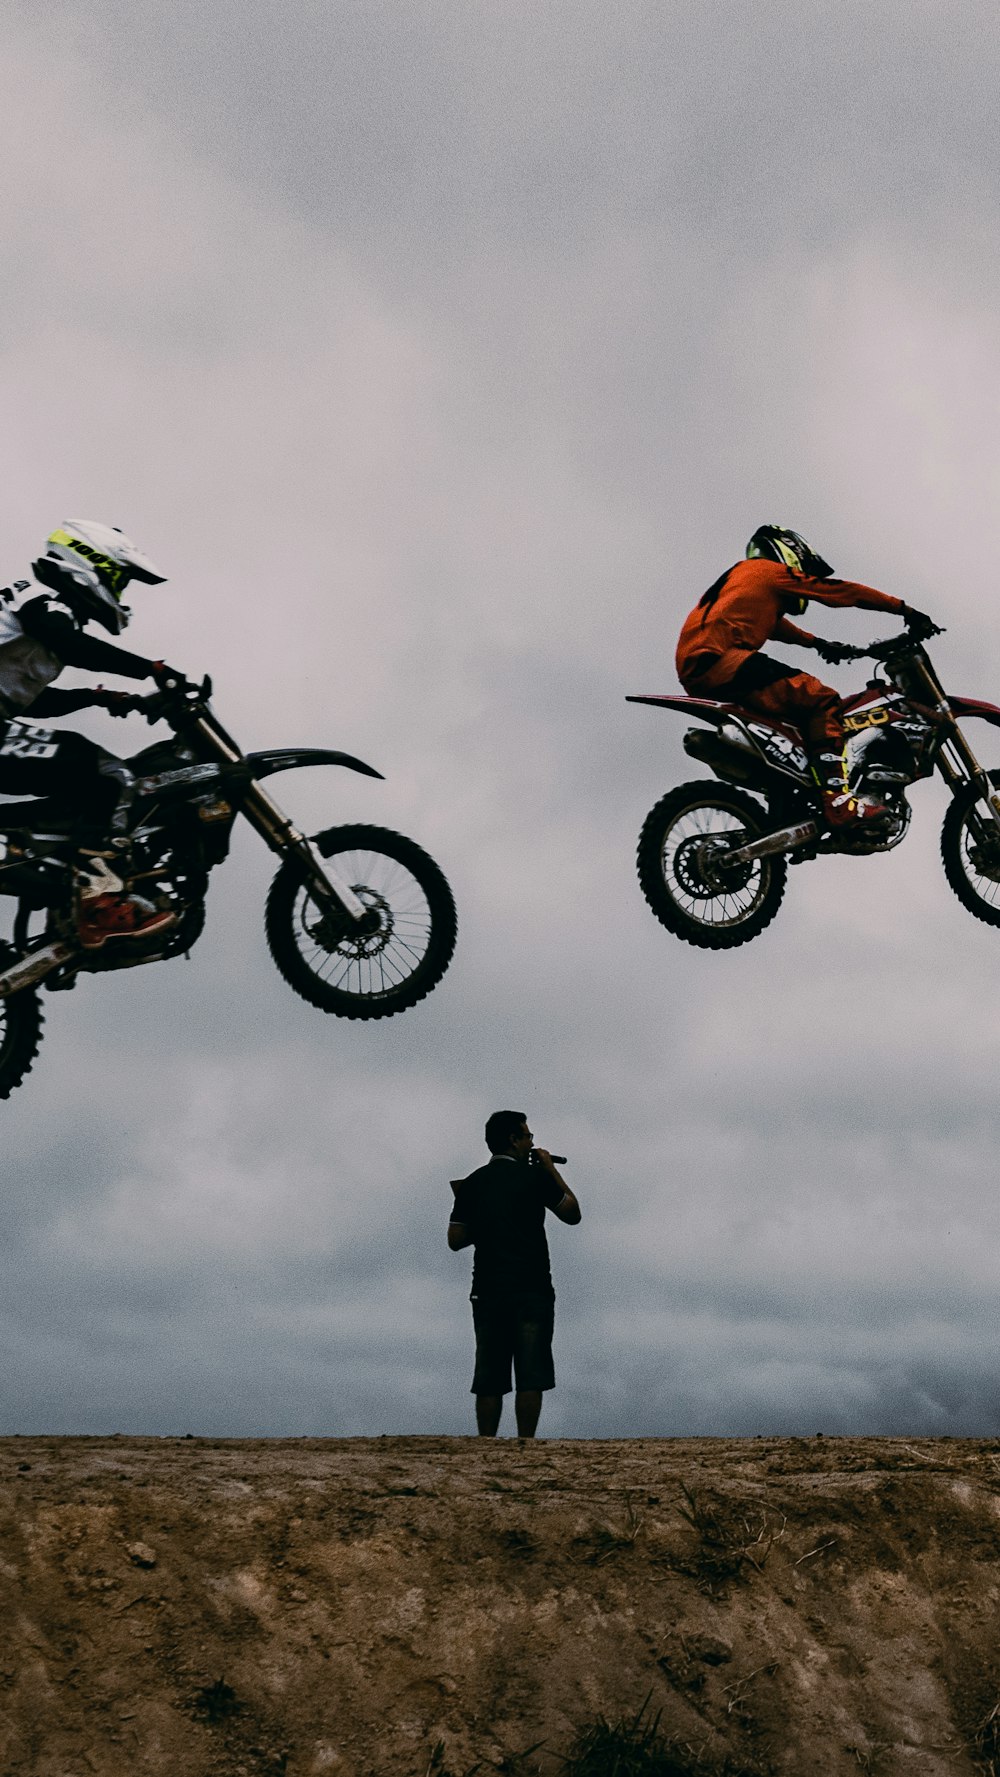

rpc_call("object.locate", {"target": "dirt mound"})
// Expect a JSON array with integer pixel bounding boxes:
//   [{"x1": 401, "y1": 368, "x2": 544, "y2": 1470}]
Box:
[{"x1": 2, "y1": 1436, "x2": 1000, "y2": 1775}]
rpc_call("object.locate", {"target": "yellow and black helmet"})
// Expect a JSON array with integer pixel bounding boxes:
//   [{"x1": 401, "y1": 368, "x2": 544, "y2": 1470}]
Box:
[
  {"x1": 33, "y1": 519, "x2": 166, "y2": 634},
  {"x1": 746, "y1": 525, "x2": 833, "y2": 581}
]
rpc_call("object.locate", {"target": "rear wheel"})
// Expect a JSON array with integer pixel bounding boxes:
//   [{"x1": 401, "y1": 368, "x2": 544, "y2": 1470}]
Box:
[
  {"x1": 0, "y1": 950, "x2": 43, "y2": 1098},
  {"x1": 941, "y1": 771, "x2": 1000, "y2": 927},
  {"x1": 266, "y1": 824, "x2": 457, "y2": 1017},
  {"x1": 637, "y1": 781, "x2": 786, "y2": 949}
]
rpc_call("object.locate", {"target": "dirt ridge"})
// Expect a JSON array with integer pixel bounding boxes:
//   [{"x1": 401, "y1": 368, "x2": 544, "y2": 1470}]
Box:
[{"x1": 2, "y1": 1435, "x2": 999, "y2": 1776}]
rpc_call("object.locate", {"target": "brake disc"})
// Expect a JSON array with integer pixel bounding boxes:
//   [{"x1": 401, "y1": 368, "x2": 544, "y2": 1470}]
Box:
[
  {"x1": 673, "y1": 833, "x2": 753, "y2": 897},
  {"x1": 307, "y1": 885, "x2": 394, "y2": 957},
  {"x1": 968, "y1": 842, "x2": 1000, "y2": 883}
]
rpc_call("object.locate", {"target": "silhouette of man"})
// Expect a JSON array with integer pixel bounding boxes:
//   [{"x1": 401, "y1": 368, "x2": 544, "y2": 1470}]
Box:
[{"x1": 449, "y1": 1111, "x2": 581, "y2": 1438}]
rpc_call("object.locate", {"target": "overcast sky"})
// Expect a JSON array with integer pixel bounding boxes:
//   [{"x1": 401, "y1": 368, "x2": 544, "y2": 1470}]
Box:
[{"x1": 2, "y1": 1, "x2": 1000, "y2": 1438}]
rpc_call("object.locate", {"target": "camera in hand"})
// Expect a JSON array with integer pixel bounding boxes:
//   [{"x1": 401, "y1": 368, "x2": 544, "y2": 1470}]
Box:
[{"x1": 529, "y1": 1150, "x2": 567, "y2": 1167}]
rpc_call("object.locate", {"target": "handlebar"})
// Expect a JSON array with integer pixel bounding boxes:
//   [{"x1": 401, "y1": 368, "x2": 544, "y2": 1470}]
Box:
[
  {"x1": 827, "y1": 632, "x2": 941, "y2": 666},
  {"x1": 137, "y1": 673, "x2": 212, "y2": 724}
]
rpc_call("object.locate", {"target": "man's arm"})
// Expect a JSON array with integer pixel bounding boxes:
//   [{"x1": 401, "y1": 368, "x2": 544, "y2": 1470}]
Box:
[
  {"x1": 448, "y1": 1219, "x2": 473, "y2": 1251},
  {"x1": 18, "y1": 597, "x2": 159, "y2": 680},
  {"x1": 551, "y1": 1186, "x2": 581, "y2": 1225},
  {"x1": 448, "y1": 1177, "x2": 475, "y2": 1251},
  {"x1": 28, "y1": 686, "x2": 108, "y2": 715},
  {"x1": 534, "y1": 1151, "x2": 581, "y2": 1225},
  {"x1": 795, "y1": 574, "x2": 905, "y2": 619},
  {"x1": 773, "y1": 615, "x2": 817, "y2": 648}
]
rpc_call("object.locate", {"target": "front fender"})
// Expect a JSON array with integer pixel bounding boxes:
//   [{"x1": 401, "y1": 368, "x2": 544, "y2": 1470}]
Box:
[
  {"x1": 243, "y1": 748, "x2": 384, "y2": 781},
  {"x1": 949, "y1": 697, "x2": 1000, "y2": 731}
]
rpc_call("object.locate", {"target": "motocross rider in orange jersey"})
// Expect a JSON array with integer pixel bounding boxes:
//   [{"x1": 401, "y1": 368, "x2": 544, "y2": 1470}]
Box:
[
  {"x1": 675, "y1": 525, "x2": 942, "y2": 828},
  {"x1": 0, "y1": 520, "x2": 183, "y2": 948}
]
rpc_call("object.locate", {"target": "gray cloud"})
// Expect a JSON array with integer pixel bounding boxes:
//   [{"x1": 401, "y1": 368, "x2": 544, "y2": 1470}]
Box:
[{"x1": 0, "y1": 3, "x2": 997, "y2": 1438}]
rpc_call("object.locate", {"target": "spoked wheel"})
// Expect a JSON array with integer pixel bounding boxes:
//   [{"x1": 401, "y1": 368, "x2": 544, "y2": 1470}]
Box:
[
  {"x1": 941, "y1": 771, "x2": 1000, "y2": 927},
  {"x1": 637, "y1": 781, "x2": 786, "y2": 949},
  {"x1": 266, "y1": 824, "x2": 457, "y2": 1018},
  {"x1": 0, "y1": 950, "x2": 43, "y2": 1099}
]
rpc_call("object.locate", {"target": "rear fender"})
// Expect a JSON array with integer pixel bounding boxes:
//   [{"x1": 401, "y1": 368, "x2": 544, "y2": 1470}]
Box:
[
  {"x1": 628, "y1": 694, "x2": 805, "y2": 752},
  {"x1": 626, "y1": 694, "x2": 733, "y2": 726},
  {"x1": 243, "y1": 748, "x2": 384, "y2": 781}
]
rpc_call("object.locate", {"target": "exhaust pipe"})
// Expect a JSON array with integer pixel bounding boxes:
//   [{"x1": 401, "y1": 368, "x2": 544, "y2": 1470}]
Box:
[
  {"x1": 0, "y1": 941, "x2": 74, "y2": 998},
  {"x1": 725, "y1": 820, "x2": 818, "y2": 866}
]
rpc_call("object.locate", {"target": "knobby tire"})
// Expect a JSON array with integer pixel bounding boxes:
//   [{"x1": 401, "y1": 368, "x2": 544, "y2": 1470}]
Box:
[
  {"x1": 266, "y1": 823, "x2": 457, "y2": 1018},
  {"x1": 637, "y1": 780, "x2": 786, "y2": 950},
  {"x1": 941, "y1": 770, "x2": 1000, "y2": 929},
  {"x1": 0, "y1": 962, "x2": 43, "y2": 1100}
]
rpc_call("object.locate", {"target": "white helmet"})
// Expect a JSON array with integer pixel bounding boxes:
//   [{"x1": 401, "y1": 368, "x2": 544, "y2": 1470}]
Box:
[{"x1": 32, "y1": 519, "x2": 166, "y2": 634}]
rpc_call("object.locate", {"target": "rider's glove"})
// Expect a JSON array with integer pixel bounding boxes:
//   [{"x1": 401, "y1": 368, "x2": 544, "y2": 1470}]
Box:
[
  {"x1": 151, "y1": 660, "x2": 187, "y2": 689},
  {"x1": 94, "y1": 688, "x2": 144, "y2": 717},
  {"x1": 813, "y1": 638, "x2": 855, "y2": 665},
  {"x1": 902, "y1": 605, "x2": 944, "y2": 641}
]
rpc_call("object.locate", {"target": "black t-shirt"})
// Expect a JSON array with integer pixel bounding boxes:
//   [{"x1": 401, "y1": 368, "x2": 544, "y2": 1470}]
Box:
[{"x1": 451, "y1": 1156, "x2": 564, "y2": 1293}]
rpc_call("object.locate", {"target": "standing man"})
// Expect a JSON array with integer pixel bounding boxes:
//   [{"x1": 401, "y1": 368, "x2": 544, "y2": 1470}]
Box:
[{"x1": 448, "y1": 1110, "x2": 581, "y2": 1439}]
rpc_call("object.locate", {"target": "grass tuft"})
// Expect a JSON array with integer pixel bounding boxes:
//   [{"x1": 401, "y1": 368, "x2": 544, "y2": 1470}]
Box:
[
  {"x1": 675, "y1": 1486, "x2": 784, "y2": 1591},
  {"x1": 557, "y1": 1698, "x2": 687, "y2": 1773},
  {"x1": 425, "y1": 1697, "x2": 769, "y2": 1777},
  {"x1": 191, "y1": 1677, "x2": 241, "y2": 1722},
  {"x1": 967, "y1": 1700, "x2": 1000, "y2": 1775}
]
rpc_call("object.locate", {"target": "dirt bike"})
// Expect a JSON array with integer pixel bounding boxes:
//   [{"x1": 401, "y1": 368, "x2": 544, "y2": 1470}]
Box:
[
  {"x1": 629, "y1": 630, "x2": 1000, "y2": 948},
  {"x1": 0, "y1": 674, "x2": 457, "y2": 1097}
]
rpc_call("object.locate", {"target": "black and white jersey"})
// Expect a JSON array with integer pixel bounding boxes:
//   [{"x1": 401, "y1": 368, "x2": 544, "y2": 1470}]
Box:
[{"x1": 0, "y1": 593, "x2": 154, "y2": 715}]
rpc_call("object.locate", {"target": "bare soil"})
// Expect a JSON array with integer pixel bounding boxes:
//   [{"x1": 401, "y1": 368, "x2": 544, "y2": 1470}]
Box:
[{"x1": 2, "y1": 1436, "x2": 1000, "y2": 1776}]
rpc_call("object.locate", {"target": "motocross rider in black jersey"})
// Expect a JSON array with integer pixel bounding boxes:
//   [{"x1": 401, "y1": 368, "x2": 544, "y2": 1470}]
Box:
[{"x1": 0, "y1": 520, "x2": 181, "y2": 949}]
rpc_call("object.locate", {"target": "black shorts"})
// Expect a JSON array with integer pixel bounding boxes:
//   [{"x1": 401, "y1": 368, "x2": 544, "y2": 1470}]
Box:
[
  {"x1": 724, "y1": 653, "x2": 797, "y2": 694},
  {"x1": 470, "y1": 1287, "x2": 555, "y2": 1395}
]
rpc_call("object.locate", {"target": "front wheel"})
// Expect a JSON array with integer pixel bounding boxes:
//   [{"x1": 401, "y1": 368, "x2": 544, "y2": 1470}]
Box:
[
  {"x1": 266, "y1": 824, "x2": 457, "y2": 1017},
  {"x1": 637, "y1": 781, "x2": 786, "y2": 949},
  {"x1": 941, "y1": 770, "x2": 1000, "y2": 927},
  {"x1": 0, "y1": 960, "x2": 44, "y2": 1099}
]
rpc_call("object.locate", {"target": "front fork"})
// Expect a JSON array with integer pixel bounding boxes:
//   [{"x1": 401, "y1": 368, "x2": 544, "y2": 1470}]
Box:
[
  {"x1": 935, "y1": 736, "x2": 1000, "y2": 838},
  {"x1": 191, "y1": 717, "x2": 368, "y2": 923},
  {"x1": 239, "y1": 779, "x2": 368, "y2": 921},
  {"x1": 911, "y1": 658, "x2": 1000, "y2": 840}
]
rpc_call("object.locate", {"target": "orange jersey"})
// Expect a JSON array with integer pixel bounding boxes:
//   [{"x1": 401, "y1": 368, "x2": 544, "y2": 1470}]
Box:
[{"x1": 676, "y1": 557, "x2": 905, "y2": 690}]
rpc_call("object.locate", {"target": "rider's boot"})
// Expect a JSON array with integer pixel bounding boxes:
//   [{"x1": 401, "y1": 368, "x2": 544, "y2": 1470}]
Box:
[
  {"x1": 74, "y1": 855, "x2": 176, "y2": 950},
  {"x1": 814, "y1": 750, "x2": 890, "y2": 829},
  {"x1": 77, "y1": 893, "x2": 176, "y2": 949}
]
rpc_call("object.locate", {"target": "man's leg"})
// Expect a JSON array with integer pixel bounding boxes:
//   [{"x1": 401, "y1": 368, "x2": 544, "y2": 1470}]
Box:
[
  {"x1": 511, "y1": 1291, "x2": 555, "y2": 1440},
  {"x1": 687, "y1": 652, "x2": 841, "y2": 763},
  {"x1": 0, "y1": 722, "x2": 123, "y2": 822},
  {"x1": 475, "y1": 1394, "x2": 503, "y2": 1437},
  {"x1": 49, "y1": 737, "x2": 176, "y2": 945},
  {"x1": 726, "y1": 656, "x2": 842, "y2": 750},
  {"x1": 514, "y1": 1391, "x2": 542, "y2": 1438},
  {"x1": 733, "y1": 664, "x2": 888, "y2": 827},
  {"x1": 470, "y1": 1295, "x2": 512, "y2": 1435},
  {"x1": 0, "y1": 724, "x2": 176, "y2": 943}
]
